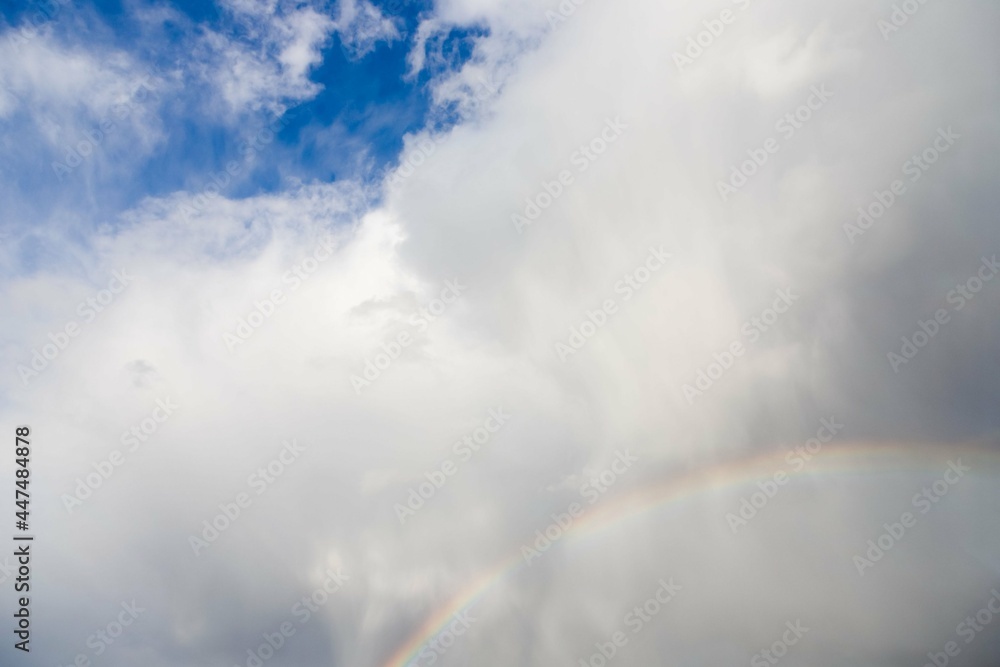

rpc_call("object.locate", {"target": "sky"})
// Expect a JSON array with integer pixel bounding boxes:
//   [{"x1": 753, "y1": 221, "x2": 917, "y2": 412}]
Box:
[{"x1": 1, "y1": 0, "x2": 1000, "y2": 666}]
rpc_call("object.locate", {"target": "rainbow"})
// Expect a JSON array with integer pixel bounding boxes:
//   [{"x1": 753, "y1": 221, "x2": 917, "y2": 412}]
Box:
[{"x1": 381, "y1": 440, "x2": 1000, "y2": 667}]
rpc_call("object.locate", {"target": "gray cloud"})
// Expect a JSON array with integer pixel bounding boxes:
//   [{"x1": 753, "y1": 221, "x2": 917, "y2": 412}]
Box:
[{"x1": 2, "y1": 0, "x2": 1000, "y2": 665}]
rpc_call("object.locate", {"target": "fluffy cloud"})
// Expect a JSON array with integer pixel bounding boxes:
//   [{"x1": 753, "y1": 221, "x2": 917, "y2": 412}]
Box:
[
  {"x1": 0, "y1": 34, "x2": 165, "y2": 154},
  {"x1": 335, "y1": 0, "x2": 401, "y2": 59},
  {"x1": 2, "y1": 0, "x2": 1000, "y2": 665},
  {"x1": 194, "y1": 0, "x2": 338, "y2": 115}
]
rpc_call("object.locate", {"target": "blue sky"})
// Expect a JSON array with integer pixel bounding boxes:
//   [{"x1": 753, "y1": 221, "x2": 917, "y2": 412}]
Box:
[
  {"x1": 3, "y1": 1, "x2": 1000, "y2": 666},
  {"x1": 0, "y1": 0, "x2": 488, "y2": 270}
]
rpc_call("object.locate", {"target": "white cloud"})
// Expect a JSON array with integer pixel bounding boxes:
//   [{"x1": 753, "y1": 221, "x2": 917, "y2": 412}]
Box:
[
  {"x1": 0, "y1": 34, "x2": 165, "y2": 151},
  {"x1": 3, "y1": 0, "x2": 1000, "y2": 664},
  {"x1": 191, "y1": 0, "x2": 400, "y2": 115},
  {"x1": 335, "y1": 0, "x2": 401, "y2": 59},
  {"x1": 193, "y1": 1, "x2": 336, "y2": 115}
]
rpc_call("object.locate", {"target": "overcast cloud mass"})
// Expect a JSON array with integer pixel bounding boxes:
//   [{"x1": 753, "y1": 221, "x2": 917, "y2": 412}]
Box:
[{"x1": 1, "y1": 0, "x2": 1000, "y2": 665}]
